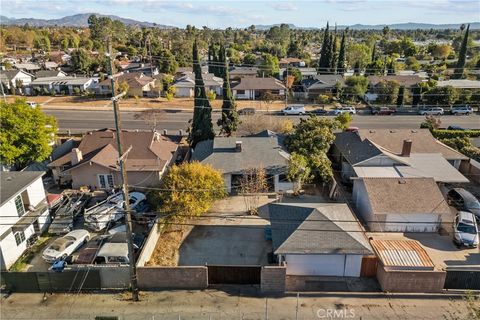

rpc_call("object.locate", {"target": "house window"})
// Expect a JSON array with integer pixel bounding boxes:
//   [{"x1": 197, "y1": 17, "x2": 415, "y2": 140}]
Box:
[
  {"x1": 14, "y1": 195, "x2": 25, "y2": 217},
  {"x1": 237, "y1": 90, "x2": 245, "y2": 94},
  {"x1": 278, "y1": 174, "x2": 290, "y2": 182},
  {"x1": 98, "y1": 174, "x2": 114, "y2": 189},
  {"x1": 14, "y1": 231, "x2": 26, "y2": 246}
]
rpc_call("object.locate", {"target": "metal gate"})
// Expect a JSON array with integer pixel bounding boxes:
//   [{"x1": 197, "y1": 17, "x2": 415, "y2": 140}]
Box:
[
  {"x1": 444, "y1": 269, "x2": 480, "y2": 290},
  {"x1": 207, "y1": 265, "x2": 261, "y2": 285},
  {"x1": 2, "y1": 270, "x2": 101, "y2": 293}
]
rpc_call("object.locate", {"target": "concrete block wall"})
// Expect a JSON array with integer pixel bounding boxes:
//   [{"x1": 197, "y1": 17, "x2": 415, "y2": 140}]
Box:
[
  {"x1": 136, "y1": 222, "x2": 163, "y2": 267},
  {"x1": 261, "y1": 266, "x2": 286, "y2": 293},
  {"x1": 99, "y1": 266, "x2": 130, "y2": 289},
  {"x1": 137, "y1": 266, "x2": 208, "y2": 289},
  {"x1": 377, "y1": 265, "x2": 446, "y2": 293}
]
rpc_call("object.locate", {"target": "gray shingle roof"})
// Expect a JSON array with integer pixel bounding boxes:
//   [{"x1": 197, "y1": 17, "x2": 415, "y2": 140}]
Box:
[
  {"x1": 269, "y1": 203, "x2": 372, "y2": 255},
  {"x1": 0, "y1": 171, "x2": 45, "y2": 207},
  {"x1": 191, "y1": 135, "x2": 290, "y2": 174}
]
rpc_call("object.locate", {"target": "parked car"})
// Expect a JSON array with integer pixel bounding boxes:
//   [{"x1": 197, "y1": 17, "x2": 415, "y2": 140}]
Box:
[
  {"x1": 282, "y1": 105, "x2": 305, "y2": 115},
  {"x1": 72, "y1": 235, "x2": 110, "y2": 264},
  {"x1": 453, "y1": 211, "x2": 479, "y2": 247},
  {"x1": 418, "y1": 107, "x2": 444, "y2": 116},
  {"x1": 451, "y1": 105, "x2": 473, "y2": 115},
  {"x1": 310, "y1": 108, "x2": 328, "y2": 115},
  {"x1": 95, "y1": 243, "x2": 130, "y2": 264},
  {"x1": 447, "y1": 188, "x2": 480, "y2": 219},
  {"x1": 447, "y1": 125, "x2": 465, "y2": 131},
  {"x1": 372, "y1": 107, "x2": 396, "y2": 115},
  {"x1": 26, "y1": 101, "x2": 38, "y2": 108},
  {"x1": 238, "y1": 107, "x2": 255, "y2": 115},
  {"x1": 333, "y1": 106, "x2": 356, "y2": 115},
  {"x1": 42, "y1": 229, "x2": 90, "y2": 263}
]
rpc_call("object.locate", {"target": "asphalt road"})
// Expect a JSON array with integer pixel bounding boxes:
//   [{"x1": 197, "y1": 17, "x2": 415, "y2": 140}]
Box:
[{"x1": 45, "y1": 109, "x2": 480, "y2": 133}]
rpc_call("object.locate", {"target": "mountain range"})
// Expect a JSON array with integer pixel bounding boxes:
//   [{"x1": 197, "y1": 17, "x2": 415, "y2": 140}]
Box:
[{"x1": 0, "y1": 14, "x2": 478, "y2": 30}]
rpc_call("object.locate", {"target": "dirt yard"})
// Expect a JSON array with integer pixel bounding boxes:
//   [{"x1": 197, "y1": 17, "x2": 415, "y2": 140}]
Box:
[{"x1": 145, "y1": 224, "x2": 192, "y2": 266}]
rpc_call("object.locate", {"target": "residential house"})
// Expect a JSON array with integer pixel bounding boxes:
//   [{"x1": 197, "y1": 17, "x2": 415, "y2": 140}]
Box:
[
  {"x1": 30, "y1": 76, "x2": 95, "y2": 95},
  {"x1": 301, "y1": 74, "x2": 344, "y2": 99},
  {"x1": 279, "y1": 67, "x2": 317, "y2": 80},
  {"x1": 48, "y1": 51, "x2": 71, "y2": 65},
  {"x1": 13, "y1": 62, "x2": 41, "y2": 73},
  {"x1": 229, "y1": 66, "x2": 259, "y2": 80},
  {"x1": 279, "y1": 57, "x2": 305, "y2": 68},
  {"x1": 98, "y1": 72, "x2": 159, "y2": 97},
  {"x1": 35, "y1": 70, "x2": 67, "y2": 78},
  {"x1": 352, "y1": 177, "x2": 451, "y2": 232},
  {"x1": 43, "y1": 61, "x2": 59, "y2": 70},
  {"x1": 191, "y1": 131, "x2": 293, "y2": 193},
  {"x1": 0, "y1": 70, "x2": 34, "y2": 94},
  {"x1": 269, "y1": 202, "x2": 373, "y2": 278},
  {"x1": 332, "y1": 129, "x2": 468, "y2": 183},
  {"x1": 231, "y1": 77, "x2": 286, "y2": 100},
  {"x1": 172, "y1": 71, "x2": 223, "y2": 98},
  {"x1": 0, "y1": 172, "x2": 50, "y2": 270},
  {"x1": 365, "y1": 75, "x2": 426, "y2": 102},
  {"x1": 123, "y1": 63, "x2": 159, "y2": 77},
  {"x1": 48, "y1": 129, "x2": 179, "y2": 189}
]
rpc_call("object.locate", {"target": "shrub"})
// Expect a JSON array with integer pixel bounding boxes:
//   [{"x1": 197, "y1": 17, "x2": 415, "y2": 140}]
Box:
[{"x1": 432, "y1": 130, "x2": 480, "y2": 139}]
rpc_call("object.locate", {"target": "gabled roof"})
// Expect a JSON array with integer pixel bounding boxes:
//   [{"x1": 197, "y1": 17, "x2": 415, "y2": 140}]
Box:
[
  {"x1": 99, "y1": 72, "x2": 155, "y2": 89},
  {"x1": 304, "y1": 74, "x2": 344, "y2": 90},
  {"x1": 1, "y1": 171, "x2": 45, "y2": 207},
  {"x1": 229, "y1": 66, "x2": 259, "y2": 75},
  {"x1": 0, "y1": 69, "x2": 34, "y2": 81},
  {"x1": 191, "y1": 134, "x2": 289, "y2": 174},
  {"x1": 231, "y1": 77, "x2": 286, "y2": 90},
  {"x1": 367, "y1": 75, "x2": 424, "y2": 87},
  {"x1": 48, "y1": 129, "x2": 179, "y2": 173},
  {"x1": 35, "y1": 70, "x2": 67, "y2": 78},
  {"x1": 269, "y1": 203, "x2": 372, "y2": 255},
  {"x1": 173, "y1": 72, "x2": 223, "y2": 88},
  {"x1": 359, "y1": 177, "x2": 451, "y2": 215}
]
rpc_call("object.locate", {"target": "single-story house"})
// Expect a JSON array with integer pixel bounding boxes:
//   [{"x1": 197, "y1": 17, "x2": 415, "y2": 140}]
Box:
[
  {"x1": 172, "y1": 71, "x2": 223, "y2": 98},
  {"x1": 436, "y1": 79, "x2": 480, "y2": 89},
  {"x1": 13, "y1": 62, "x2": 41, "y2": 73},
  {"x1": 365, "y1": 75, "x2": 426, "y2": 102},
  {"x1": 231, "y1": 77, "x2": 286, "y2": 100},
  {"x1": 35, "y1": 70, "x2": 67, "y2": 78},
  {"x1": 191, "y1": 131, "x2": 293, "y2": 193},
  {"x1": 98, "y1": 72, "x2": 159, "y2": 97},
  {"x1": 48, "y1": 129, "x2": 180, "y2": 189},
  {"x1": 279, "y1": 57, "x2": 305, "y2": 68},
  {"x1": 0, "y1": 171, "x2": 50, "y2": 270},
  {"x1": 269, "y1": 202, "x2": 373, "y2": 277},
  {"x1": 352, "y1": 177, "x2": 451, "y2": 232},
  {"x1": 279, "y1": 67, "x2": 317, "y2": 80},
  {"x1": 123, "y1": 63, "x2": 159, "y2": 77},
  {"x1": 229, "y1": 66, "x2": 259, "y2": 80},
  {"x1": 43, "y1": 61, "x2": 59, "y2": 70},
  {"x1": 301, "y1": 74, "x2": 344, "y2": 98},
  {"x1": 30, "y1": 76, "x2": 95, "y2": 95},
  {"x1": 0, "y1": 70, "x2": 34, "y2": 94},
  {"x1": 332, "y1": 129, "x2": 468, "y2": 183}
]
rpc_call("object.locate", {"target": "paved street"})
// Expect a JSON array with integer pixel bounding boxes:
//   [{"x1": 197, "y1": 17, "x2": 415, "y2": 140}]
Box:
[
  {"x1": 0, "y1": 290, "x2": 473, "y2": 320},
  {"x1": 45, "y1": 109, "x2": 480, "y2": 133}
]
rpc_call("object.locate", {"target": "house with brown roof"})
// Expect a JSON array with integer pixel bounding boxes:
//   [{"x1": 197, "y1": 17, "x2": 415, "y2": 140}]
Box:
[
  {"x1": 48, "y1": 129, "x2": 179, "y2": 189},
  {"x1": 365, "y1": 75, "x2": 426, "y2": 102},
  {"x1": 352, "y1": 177, "x2": 451, "y2": 232},
  {"x1": 98, "y1": 72, "x2": 159, "y2": 97},
  {"x1": 231, "y1": 77, "x2": 286, "y2": 100}
]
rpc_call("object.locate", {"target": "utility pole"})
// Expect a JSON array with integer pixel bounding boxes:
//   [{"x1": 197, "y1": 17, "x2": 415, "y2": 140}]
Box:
[
  {"x1": 107, "y1": 43, "x2": 139, "y2": 302},
  {"x1": 285, "y1": 62, "x2": 288, "y2": 109}
]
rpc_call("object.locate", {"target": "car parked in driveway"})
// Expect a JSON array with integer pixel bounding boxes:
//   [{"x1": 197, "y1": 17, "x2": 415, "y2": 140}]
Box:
[
  {"x1": 451, "y1": 105, "x2": 473, "y2": 115},
  {"x1": 447, "y1": 188, "x2": 480, "y2": 219},
  {"x1": 453, "y1": 211, "x2": 479, "y2": 247},
  {"x1": 418, "y1": 107, "x2": 444, "y2": 115},
  {"x1": 42, "y1": 229, "x2": 90, "y2": 263},
  {"x1": 333, "y1": 106, "x2": 356, "y2": 115},
  {"x1": 372, "y1": 107, "x2": 396, "y2": 115},
  {"x1": 282, "y1": 105, "x2": 305, "y2": 115}
]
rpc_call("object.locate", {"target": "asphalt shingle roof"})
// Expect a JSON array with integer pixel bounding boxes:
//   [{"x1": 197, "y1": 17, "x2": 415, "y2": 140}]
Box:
[
  {"x1": 231, "y1": 77, "x2": 286, "y2": 91},
  {"x1": 0, "y1": 171, "x2": 45, "y2": 207}
]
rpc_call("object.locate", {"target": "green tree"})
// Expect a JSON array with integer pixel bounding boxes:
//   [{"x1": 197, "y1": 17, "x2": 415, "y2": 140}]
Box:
[
  {"x1": 71, "y1": 49, "x2": 91, "y2": 74},
  {"x1": 217, "y1": 45, "x2": 239, "y2": 136},
  {"x1": 453, "y1": 24, "x2": 470, "y2": 79},
  {"x1": 424, "y1": 85, "x2": 459, "y2": 107},
  {"x1": 318, "y1": 22, "x2": 331, "y2": 73},
  {"x1": 259, "y1": 53, "x2": 279, "y2": 77},
  {"x1": 375, "y1": 80, "x2": 400, "y2": 105},
  {"x1": 156, "y1": 162, "x2": 226, "y2": 219},
  {"x1": 334, "y1": 112, "x2": 353, "y2": 130},
  {"x1": 287, "y1": 152, "x2": 312, "y2": 194},
  {"x1": 396, "y1": 86, "x2": 405, "y2": 107},
  {"x1": 243, "y1": 53, "x2": 257, "y2": 65},
  {"x1": 0, "y1": 99, "x2": 57, "y2": 168},
  {"x1": 347, "y1": 43, "x2": 371, "y2": 71},
  {"x1": 336, "y1": 31, "x2": 346, "y2": 74},
  {"x1": 188, "y1": 39, "x2": 215, "y2": 147},
  {"x1": 156, "y1": 49, "x2": 178, "y2": 74},
  {"x1": 343, "y1": 76, "x2": 369, "y2": 101}
]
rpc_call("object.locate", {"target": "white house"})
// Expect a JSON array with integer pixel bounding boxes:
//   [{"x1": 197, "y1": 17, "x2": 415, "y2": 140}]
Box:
[
  {"x1": 173, "y1": 71, "x2": 223, "y2": 98},
  {"x1": 269, "y1": 203, "x2": 373, "y2": 277},
  {"x1": 231, "y1": 77, "x2": 286, "y2": 100},
  {"x1": 30, "y1": 76, "x2": 95, "y2": 95},
  {"x1": 0, "y1": 70, "x2": 34, "y2": 94},
  {"x1": 0, "y1": 172, "x2": 50, "y2": 270},
  {"x1": 352, "y1": 177, "x2": 451, "y2": 232}
]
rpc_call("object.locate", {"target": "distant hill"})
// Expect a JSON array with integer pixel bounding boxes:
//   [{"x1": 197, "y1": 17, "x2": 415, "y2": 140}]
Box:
[
  {"x1": 0, "y1": 13, "x2": 175, "y2": 29},
  {"x1": 255, "y1": 22, "x2": 480, "y2": 30}
]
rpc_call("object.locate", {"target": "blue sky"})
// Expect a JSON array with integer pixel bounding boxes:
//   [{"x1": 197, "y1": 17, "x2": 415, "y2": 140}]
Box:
[{"x1": 1, "y1": 0, "x2": 479, "y2": 28}]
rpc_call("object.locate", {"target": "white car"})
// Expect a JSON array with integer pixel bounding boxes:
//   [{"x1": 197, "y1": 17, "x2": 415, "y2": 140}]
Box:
[
  {"x1": 451, "y1": 105, "x2": 473, "y2": 115},
  {"x1": 453, "y1": 211, "x2": 479, "y2": 248},
  {"x1": 418, "y1": 107, "x2": 444, "y2": 115},
  {"x1": 26, "y1": 101, "x2": 38, "y2": 108},
  {"x1": 333, "y1": 107, "x2": 356, "y2": 115},
  {"x1": 42, "y1": 229, "x2": 90, "y2": 263},
  {"x1": 282, "y1": 105, "x2": 305, "y2": 115}
]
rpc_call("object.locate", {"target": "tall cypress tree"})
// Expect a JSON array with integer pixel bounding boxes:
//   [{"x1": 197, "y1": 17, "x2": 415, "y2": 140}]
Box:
[
  {"x1": 337, "y1": 31, "x2": 346, "y2": 75},
  {"x1": 208, "y1": 43, "x2": 214, "y2": 74},
  {"x1": 217, "y1": 45, "x2": 239, "y2": 137},
  {"x1": 371, "y1": 43, "x2": 376, "y2": 62},
  {"x1": 318, "y1": 22, "x2": 330, "y2": 74},
  {"x1": 397, "y1": 86, "x2": 405, "y2": 107},
  {"x1": 453, "y1": 24, "x2": 469, "y2": 79},
  {"x1": 189, "y1": 39, "x2": 215, "y2": 147},
  {"x1": 329, "y1": 30, "x2": 337, "y2": 74}
]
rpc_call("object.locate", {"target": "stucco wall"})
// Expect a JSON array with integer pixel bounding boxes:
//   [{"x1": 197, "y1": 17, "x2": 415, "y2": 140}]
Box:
[
  {"x1": 0, "y1": 225, "x2": 35, "y2": 270},
  {"x1": 137, "y1": 266, "x2": 208, "y2": 289},
  {"x1": 377, "y1": 265, "x2": 446, "y2": 293}
]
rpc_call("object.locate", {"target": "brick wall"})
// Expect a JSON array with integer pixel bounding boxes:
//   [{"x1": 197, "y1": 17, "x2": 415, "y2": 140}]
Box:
[
  {"x1": 261, "y1": 266, "x2": 286, "y2": 293},
  {"x1": 377, "y1": 265, "x2": 446, "y2": 293},
  {"x1": 137, "y1": 266, "x2": 208, "y2": 289}
]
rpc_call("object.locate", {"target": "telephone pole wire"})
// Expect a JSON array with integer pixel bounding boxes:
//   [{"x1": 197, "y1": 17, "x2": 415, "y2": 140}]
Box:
[{"x1": 107, "y1": 42, "x2": 139, "y2": 302}]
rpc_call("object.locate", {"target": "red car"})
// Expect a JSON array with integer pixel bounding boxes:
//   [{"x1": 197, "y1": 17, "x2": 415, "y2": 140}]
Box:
[{"x1": 372, "y1": 107, "x2": 396, "y2": 115}]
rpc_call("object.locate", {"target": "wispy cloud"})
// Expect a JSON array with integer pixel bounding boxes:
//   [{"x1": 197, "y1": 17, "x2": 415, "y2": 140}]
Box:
[{"x1": 271, "y1": 2, "x2": 298, "y2": 11}]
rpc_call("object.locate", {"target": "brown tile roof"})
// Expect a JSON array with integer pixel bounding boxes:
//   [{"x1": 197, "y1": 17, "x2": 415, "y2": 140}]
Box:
[
  {"x1": 367, "y1": 75, "x2": 424, "y2": 87},
  {"x1": 231, "y1": 77, "x2": 286, "y2": 91},
  {"x1": 361, "y1": 177, "x2": 451, "y2": 215},
  {"x1": 49, "y1": 129, "x2": 178, "y2": 172},
  {"x1": 370, "y1": 239, "x2": 435, "y2": 270},
  {"x1": 99, "y1": 72, "x2": 155, "y2": 89}
]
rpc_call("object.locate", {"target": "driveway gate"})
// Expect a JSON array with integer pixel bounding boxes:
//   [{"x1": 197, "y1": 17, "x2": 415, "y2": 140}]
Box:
[
  {"x1": 444, "y1": 269, "x2": 480, "y2": 290},
  {"x1": 207, "y1": 265, "x2": 261, "y2": 285}
]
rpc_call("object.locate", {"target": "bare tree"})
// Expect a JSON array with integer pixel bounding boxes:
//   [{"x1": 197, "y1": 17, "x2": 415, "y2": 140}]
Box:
[
  {"x1": 134, "y1": 109, "x2": 166, "y2": 130},
  {"x1": 239, "y1": 167, "x2": 268, "y2": 215}
]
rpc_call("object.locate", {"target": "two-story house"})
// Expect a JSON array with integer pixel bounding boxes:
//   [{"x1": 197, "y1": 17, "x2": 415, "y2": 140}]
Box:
[{"x1": 0, "y1": 171, "x2": 50, "y2": 270}]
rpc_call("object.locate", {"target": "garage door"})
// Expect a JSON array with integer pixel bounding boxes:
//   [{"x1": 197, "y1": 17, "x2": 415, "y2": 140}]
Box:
[{"x1": 285, "y1": 254, "x2": 346, "y2": 276}]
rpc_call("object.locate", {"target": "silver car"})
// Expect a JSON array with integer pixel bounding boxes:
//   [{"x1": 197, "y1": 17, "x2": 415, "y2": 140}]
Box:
[
  {"x1": 453, "y1": 211, "x2": 479, "y2": 247},
  {"x1": 42, "y1": 229, "x2": 90, "y2": 263},
  {"x1": 418, "y1": 107, "x2": 444, "y2": 115}
]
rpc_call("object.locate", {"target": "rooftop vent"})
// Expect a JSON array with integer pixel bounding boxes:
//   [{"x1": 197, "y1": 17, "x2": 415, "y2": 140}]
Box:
[{"x1": 235, "y1": 141, "x2": 242, "y2": 152}]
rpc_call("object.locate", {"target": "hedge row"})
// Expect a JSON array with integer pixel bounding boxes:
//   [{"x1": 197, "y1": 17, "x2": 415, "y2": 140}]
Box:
[{"x1": 432, "y1": 130, "x2": 480, "y2": 139}]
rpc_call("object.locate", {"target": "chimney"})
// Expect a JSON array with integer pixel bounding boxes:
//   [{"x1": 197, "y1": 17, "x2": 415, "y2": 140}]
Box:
[
  {"x1": 163, "y1": 129, "x2": 168, "y2": 136},
  {"x1": 71, "y1": 148, "x2": 83, "y2": 165},
  {"x1": 235, "y1": 141, "x2": 242, "y2": 152},
  {"x1": 401, "y1": 139, "x2": 412, "y2": 157}
]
